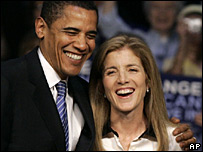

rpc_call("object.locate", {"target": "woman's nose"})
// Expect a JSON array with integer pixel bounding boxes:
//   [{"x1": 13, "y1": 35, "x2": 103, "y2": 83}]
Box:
[{"x1": 117, "y1": 72, "x2": 129, "y2": 85}]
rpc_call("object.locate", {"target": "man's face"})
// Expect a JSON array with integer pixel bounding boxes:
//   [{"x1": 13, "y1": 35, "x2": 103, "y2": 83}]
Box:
[{"x1": 38, "y1": 5, "x2": 97, "y2": 79}]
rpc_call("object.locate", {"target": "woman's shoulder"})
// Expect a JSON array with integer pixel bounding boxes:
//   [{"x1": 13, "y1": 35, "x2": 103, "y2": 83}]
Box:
[{"x1": 166, "y1": 125, "x2": 183, "y2": 151}]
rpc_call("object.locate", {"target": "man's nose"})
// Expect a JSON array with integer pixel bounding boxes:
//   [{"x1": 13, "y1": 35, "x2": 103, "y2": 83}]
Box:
[{"x1": 73, "y1": 34, "x2": 87, "y2": 51}]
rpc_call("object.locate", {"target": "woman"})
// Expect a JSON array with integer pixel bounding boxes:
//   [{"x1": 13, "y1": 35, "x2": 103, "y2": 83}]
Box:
[
  {"x1": 163, "y1": 4, "x2": 202, "y2": 77},
  {"x1": 89, "y1": 34, "x2": 183, "y2": 151}
]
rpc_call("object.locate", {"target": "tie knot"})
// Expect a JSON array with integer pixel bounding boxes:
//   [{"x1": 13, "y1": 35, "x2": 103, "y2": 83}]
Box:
[{"x1": 56, "y1": 81, "x2": 66, "y2": 97}]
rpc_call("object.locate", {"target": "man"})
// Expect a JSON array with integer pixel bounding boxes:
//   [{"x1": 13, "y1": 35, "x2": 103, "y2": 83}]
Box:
[
  {"x1": 1, "y1": 1, "x2": 196, "y2": 151},
  {"x1": 1, "y1": 1, "x2": 97, "y2": 151}
]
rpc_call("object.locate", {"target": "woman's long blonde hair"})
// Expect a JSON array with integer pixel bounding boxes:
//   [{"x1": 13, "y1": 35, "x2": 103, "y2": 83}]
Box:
[{"x1": 89, "y1": 34, "x2": 176, "y2": 151}]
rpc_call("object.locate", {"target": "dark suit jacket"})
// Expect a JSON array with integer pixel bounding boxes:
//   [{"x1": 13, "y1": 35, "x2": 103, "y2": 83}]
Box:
[{"x1": 1, "y1": 47, "x2": 95, "y2": 151}]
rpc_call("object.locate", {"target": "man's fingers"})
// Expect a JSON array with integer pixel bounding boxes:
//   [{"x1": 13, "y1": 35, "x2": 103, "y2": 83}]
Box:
[
  {"x1": 175, "y1": 128, "x2": 193, "y2": 142},
  {"x1": 170, "y1": 117, "x2": 181, "y2": 124},
  {"x1": 184, "y1": 147, "x2": 189, "y2": 151},
  {"x1": 173, "y1": 123, "x2": 190, "y2": 136},
  {"x1": 179, "y1": 137, "x2": 197, "y2": 150}
]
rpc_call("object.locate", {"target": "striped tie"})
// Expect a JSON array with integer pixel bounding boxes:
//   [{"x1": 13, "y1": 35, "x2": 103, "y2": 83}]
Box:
[{"x1": 56, "y1": 81, "x2": 69, "y2": 151}]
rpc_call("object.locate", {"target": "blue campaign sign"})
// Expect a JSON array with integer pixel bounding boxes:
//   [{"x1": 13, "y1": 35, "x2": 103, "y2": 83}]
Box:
[{"x1": 161, "y1": 73, "x2": 202, "y2": 151}]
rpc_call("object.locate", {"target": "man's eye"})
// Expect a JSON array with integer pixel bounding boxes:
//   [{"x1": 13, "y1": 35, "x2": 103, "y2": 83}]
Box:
[
  {"x1": 66, "y1": 31, "x2": 77, "y2": 36},
  {"x1": 87, "y1": 34, "x2": 96, "y2": 39}
]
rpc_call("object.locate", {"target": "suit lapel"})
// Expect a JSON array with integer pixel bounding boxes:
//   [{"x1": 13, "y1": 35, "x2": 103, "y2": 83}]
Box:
[
  {"x1": 68, "y1": 76, "x2": 95, "y2": 150},
  {"x1": 25, "y1": 48, "x2": 66, "y2": 151},
  {"x1": 25, "y1": 48, "x2": 95, "y2": 150}
]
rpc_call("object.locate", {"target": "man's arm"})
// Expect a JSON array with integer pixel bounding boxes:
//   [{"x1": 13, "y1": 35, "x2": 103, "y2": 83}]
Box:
[{"x1": 1, "y1": 74, "x2": 13, "y2": 151}]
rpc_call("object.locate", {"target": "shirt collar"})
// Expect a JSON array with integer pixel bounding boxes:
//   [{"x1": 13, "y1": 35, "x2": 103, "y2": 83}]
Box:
[
  {"x1": 37, "y1": 47, "x2": 68, "y2": 88},
  {"x1": 102, "y1": 119, "x2": 156, "y2": 140}
]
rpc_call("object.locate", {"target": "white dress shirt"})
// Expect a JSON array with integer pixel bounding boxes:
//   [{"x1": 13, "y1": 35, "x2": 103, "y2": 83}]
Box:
[
  {"x1": 38, "y1": 48, "x2": 84, "y2": 151},
  {"x1": 102, "y1": 125, "x2": 182, "y2": 151}
]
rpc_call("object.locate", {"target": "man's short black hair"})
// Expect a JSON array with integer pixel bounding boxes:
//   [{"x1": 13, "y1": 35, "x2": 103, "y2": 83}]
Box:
[{"x1": 41, "y1": 1, "x2": 98, "y2": 27}]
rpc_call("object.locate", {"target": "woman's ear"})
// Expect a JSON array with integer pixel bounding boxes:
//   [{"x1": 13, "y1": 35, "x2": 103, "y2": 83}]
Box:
[
  {"x1": 35, "y1": 17, "x2": 46, "y2": 39},
  {"x1": 146, "y1": 80, "x2": 150, "y2": 93}
]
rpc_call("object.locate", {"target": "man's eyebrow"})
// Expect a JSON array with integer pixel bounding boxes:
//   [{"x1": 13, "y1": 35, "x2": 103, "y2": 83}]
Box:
[
  {"x1": 62, "y1": 27, "x2": 97, "y2": 35},
  {"x1": 62, "y1": 27, "x2": 80, "y2": 32}
]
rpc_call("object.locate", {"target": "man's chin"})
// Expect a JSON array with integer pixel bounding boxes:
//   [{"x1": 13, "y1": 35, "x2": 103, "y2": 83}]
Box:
[{"x1": 65, "y1": 70, "x2": 81, "y2": 77}]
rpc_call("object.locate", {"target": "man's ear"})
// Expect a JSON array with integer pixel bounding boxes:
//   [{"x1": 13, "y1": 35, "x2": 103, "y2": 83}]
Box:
[{"x1": 35, "y1": 17, "x2": 46, "y2": 39}]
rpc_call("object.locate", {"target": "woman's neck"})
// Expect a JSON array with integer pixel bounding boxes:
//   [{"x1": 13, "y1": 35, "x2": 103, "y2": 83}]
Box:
[{"x1": 110, "y1": 109, "x2": 147, "y2": 150}]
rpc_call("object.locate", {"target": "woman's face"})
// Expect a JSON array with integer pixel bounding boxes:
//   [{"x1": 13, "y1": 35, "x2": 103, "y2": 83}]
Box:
[
  {"x1": 148, "y1": 1, "x2": 177, "y2": 34},
  {"x1": 102, "y1": 47, "x2": 148, "y2": 113}
]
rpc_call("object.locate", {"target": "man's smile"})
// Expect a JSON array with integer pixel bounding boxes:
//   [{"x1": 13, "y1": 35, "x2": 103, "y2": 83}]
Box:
[{"x1": 65, "y1": 52, "x2": 83, "y2": 60}]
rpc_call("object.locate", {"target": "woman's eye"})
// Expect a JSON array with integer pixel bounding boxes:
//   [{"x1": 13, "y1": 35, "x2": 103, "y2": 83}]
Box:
[
  {"x1": 129, "y1": 69, "x2": 138, "y2": 72},
  {"x1": 107, "y1": 71, "x2": 115, "y2": 75}
]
